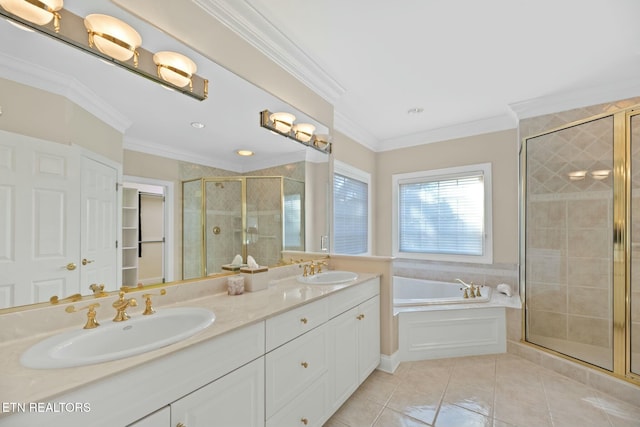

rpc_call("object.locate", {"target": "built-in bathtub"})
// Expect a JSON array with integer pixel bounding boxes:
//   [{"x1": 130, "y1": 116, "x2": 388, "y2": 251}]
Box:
[
  {"x1": 393, "y1": 276, "x2": 492, "y2": 306},
  {"x1": 394, "y1": 276, "x2": 507, "y2": 363}
]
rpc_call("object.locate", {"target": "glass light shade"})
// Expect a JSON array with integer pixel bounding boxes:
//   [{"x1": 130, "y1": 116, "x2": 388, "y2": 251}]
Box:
[
  {"x1": 292, "y1": 123, "x2": 315, "y2": 142},
  {"x1": 0, "y1": 0, "x2": 62, "y2": 25},
  {"x1": 153, "y1": 51, "x2": 197, "y2": 88},
  {"x1": 84, "y1": 14, "x2": 142, "y2": 63},
  {"x1": 269, "y1": 112, "x2": 296, "y2": 133},
  {"x1": 314, "y1": 134, "x2": 331, "y2": 150}
]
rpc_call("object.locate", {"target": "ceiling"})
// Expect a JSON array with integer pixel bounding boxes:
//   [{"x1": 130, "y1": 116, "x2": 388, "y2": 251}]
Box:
[
  {"x1": 2, "y1": 0, "x2": 640, "y2": 164},
  {"x1": 199, "y1": 0, "x2": 640, "y2": 150}
]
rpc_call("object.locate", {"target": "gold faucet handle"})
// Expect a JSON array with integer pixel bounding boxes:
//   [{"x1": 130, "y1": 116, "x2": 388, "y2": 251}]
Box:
[
  {"x1": 50, "y1": 293, "x2": 82, "y2": 305},
  {"x1": 142, "y1": 289, "x2": 167, "y2": 315},
  {"x1": 120, "y1": 283, "x2": 144, "y2": 293},
  {"x1": 316, "y1": 260, "x2": 328, "y2": 273},
  {"x1": 65, "y1": 303, "x2": 101, "y2": 329}
]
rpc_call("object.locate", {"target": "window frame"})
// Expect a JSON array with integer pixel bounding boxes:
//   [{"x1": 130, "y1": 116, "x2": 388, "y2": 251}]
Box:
[
  {"x1": 392, "y1": 162, "x2": 493, "y2": 264},
  {"x1": 332, "y1": 160, "x2": 372, "y2": 256}
]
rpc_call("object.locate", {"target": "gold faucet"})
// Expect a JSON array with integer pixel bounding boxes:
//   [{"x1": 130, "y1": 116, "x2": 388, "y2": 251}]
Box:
[
  {"x1": 49, "y1": 293, "x2": 82, "y2": 305},
  {"x1": 65, "y1": 303, "x2": 100, "y2": 329},
  {"x1": 316, "y1": 260, "x2": 328, "y2": 273},
  {"x1": 112, "y1": 291, "x2": 138, "y2": 322},
  {"x1": 142, "y1": 289, "x2": 166, "y2": 315},
  {"x1": 89, "y1": 283, "x2": 108, "y2": 298}
]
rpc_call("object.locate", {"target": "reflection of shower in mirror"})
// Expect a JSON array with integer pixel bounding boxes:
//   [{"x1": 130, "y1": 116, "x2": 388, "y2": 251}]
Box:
[{"x1": 247, "y1": 226, "x2": 259, "y2": 244}]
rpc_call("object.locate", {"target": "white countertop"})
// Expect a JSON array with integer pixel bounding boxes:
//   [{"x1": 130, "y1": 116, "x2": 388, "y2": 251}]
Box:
[{"x1": 0, "y1": 272, "x2": 378, "y2": 408}]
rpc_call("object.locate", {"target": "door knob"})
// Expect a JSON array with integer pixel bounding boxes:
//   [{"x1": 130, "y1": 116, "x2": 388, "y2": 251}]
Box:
[
  {"x1": 64, "y1": 263, "x2": 77, "y2": 271},
  {"x1": 82, "y1": 258, "x2": 95, "y2": 265}
]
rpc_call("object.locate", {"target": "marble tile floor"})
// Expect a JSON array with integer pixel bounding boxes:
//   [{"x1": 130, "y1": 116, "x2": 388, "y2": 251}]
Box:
[{"x1": 323, "y1": 353, "x2": 640, "y2": 427}]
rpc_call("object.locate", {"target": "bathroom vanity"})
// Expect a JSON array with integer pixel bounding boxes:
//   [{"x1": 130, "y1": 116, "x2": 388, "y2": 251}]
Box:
[{"x1": 0, "y1": 273, "x2": 380, "y2": 427}]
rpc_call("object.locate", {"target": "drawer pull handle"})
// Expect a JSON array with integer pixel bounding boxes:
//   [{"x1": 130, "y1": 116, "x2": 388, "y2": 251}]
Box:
[
  {"x1": 357, "y1": 314, "x2": 365, "y2": 320},
  {"x1": 177, "y1": 423, "x2": 186, "y2": 427},
  {"x1": 301, "y1": 361, "x2": 309, "y2": 368},
  {"x1": 301, "y1": 418, "x2": 309, "y2": 425},
  {"x1": 300, "y1": 317, "x2": 308, "y2": 324}
]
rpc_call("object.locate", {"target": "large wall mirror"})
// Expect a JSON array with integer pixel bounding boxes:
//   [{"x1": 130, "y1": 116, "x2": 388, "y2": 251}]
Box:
[{"x1": 0, "y1": 0, "x2": 330, "y2": 310}]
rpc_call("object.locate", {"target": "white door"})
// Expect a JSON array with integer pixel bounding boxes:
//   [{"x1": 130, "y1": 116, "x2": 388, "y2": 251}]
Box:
[
  {"x1": 0, "y1": 131, "x2": 80, "y2": 308},
  {"x1": 81, "y1": 156, "x2": 118, "y2": 293}
]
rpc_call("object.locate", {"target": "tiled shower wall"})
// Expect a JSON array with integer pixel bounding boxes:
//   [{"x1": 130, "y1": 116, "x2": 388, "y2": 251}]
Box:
[{"x1": 521, "y1": 96, "x2": 640, "y2": 358}]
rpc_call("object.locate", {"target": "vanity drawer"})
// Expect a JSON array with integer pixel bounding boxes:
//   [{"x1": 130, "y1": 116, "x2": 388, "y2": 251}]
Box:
[
  {"x1": 265, "y1": 324, "x2": 329, "y2": 418},
  {"x1": 328, "y1": 277, "x2": 380, "y2": 318},
  {"x1": 266, "y1": 297, "x2": 328, "y2": 351},
  {"x1": 266, "y1": 372, "x2": 328, "y2": 427}
]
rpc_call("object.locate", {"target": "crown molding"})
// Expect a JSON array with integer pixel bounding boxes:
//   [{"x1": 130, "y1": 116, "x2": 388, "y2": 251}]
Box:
[
  {"x1": 375, "y1": 114, "x2": 517, "y2": 151},
  {"x1": 333, "y1": 110, "x2": 381, "y2": 152},
  {"x1": 509, "y1": 76, "x2": 640, "y2": 120},
  {"x1": 124, "y1": 136, "x2": 309, "y2": 173},
  {"x1": 0, "y1": 52, "x2": 131, "y2": 133},
  {"x1": 193, "y1": 0, "x2": 345, "y2": 104}
]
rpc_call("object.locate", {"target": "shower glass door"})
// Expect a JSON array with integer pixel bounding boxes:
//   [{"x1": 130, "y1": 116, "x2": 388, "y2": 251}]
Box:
[
  {"x1": 205, "y1": 179, "x2": 244, "y2": 275},
  {"x1": 630, "y1": 112, "x2": 640, "y2": 376},
  {"x1": 525, "y1": 115, "x2": 615, "y2": 371}
]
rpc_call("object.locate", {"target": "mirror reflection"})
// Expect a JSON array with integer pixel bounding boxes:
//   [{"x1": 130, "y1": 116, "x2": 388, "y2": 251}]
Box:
[{"x1": 0, "y1": 0, "x2": 330, "y2": 310}]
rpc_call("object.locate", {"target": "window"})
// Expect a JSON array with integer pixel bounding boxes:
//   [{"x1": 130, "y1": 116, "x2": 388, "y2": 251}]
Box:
[
  {"x1": 392, "y1": 163, "x2": 492, "y2": 263},
  {"x1": 333, "y1": 161, "x2": 371, "y2": 255}
]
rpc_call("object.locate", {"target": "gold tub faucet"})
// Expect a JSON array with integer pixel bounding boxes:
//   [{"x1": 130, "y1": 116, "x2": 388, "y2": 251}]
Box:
[{"x1": 112, "y1": 291, "x2": 138, "y2": 322}]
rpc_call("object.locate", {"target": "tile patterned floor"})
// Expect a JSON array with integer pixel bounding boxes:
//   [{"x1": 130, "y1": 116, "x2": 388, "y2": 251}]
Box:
[{"x1": 323, "y1": 353, "x2": 640, "y2": 427}]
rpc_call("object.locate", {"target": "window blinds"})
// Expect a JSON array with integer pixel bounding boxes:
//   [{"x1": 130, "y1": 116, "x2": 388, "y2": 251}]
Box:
[
  {"x1": 399, "y1": 172, "x2": 484, "y2": 255},
  {"x1": 333, "y1": 173, "x2": 368, "y2": 254}
]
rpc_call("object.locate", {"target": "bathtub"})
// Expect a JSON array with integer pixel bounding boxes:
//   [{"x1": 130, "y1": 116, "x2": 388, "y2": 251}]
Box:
[
  {"x1": 393, "y1": 276, "x2": 505, "y2": 362},
  {"x1": 393, "y1": 277, "x2": 492, "y2": 306}
]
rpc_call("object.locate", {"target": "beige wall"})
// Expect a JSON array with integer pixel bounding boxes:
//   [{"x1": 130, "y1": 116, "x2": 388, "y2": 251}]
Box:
[
  {"x1": 0, "y1": 78, "x2": 122, "y2": 162},
  {"x1": 373, "y1": 129, "x2": 519, "y2": 262}
]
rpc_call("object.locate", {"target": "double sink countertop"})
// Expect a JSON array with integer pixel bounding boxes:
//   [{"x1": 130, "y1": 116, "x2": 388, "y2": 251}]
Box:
[{"x1": 0, "y1": 271, "x2": 378, "y2": 407}]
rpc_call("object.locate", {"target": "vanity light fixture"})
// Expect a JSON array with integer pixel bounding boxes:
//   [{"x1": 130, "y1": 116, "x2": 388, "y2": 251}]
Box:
[
  {"x1": 84, "y1": 14, "x2": 142, "y2": 67},
  {"x1": 0, "y1": 0, "x2": 62, "y2": 32},
  {"x1": 0, "y1": 5, "x2": 209, "y2": 100},
  {"x1": 568, "y1": 170, "x2": 587, "y2": 181},
  {"x1": 153, "y1": 51, "x2": 197, "y2": 90},
  {"x1": 292, "y1": 123, "x2": 315, "y2": 143},
  {"x1": 269, "y1": 111, "x2": 296, "y2": 133},
  {"x1": 590, "y1": 169, "x2": 611, "y2": 180},
  {"x1": 259, "y1": 109, "x2": 332, "y2": 154}
]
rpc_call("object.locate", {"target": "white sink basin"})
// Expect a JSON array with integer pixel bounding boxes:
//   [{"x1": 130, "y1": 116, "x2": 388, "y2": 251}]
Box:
[
  {"x1": 297, "y1": 270, "x2": 358, "y2": 285},
  {"x1": 21, "y1": 307, "x2": 215, "y2": 369}
]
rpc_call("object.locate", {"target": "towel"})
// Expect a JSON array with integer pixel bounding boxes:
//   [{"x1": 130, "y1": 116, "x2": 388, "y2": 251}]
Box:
[
  {"x1": 497, "y1": 283, "x2": 512, "y2": 297},
  {"x1": 231, "y1": 254, "x2": 243, "y2": 266},
  {"x1": 247, "y1": 255, "x2": 259, "y2": 269}
]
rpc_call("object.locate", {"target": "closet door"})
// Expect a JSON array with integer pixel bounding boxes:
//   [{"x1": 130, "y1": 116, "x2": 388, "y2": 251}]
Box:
[
  {"x1": 80, "y1": 156, "x2": 118, "y2": 293},
  {"x1": 0, "y1": 131, "x2": 80, "y2": 307}
]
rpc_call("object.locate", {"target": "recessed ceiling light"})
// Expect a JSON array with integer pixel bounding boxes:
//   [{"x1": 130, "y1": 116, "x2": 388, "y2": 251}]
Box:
[
  {"x1": 236, "y1": 150, "x2": 254, "y2": 156},
  {"x1": 407, "y1": 107, "x2": 424, "y2": 114},
  {"x1": 191, "y1": 122, "x2": 205, "y2": 129}
]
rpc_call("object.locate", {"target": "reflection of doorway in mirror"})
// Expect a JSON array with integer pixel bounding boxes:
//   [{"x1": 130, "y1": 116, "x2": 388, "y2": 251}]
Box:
[{"x1": 123, "y1": 177, "x2": 174, "y2": 286}]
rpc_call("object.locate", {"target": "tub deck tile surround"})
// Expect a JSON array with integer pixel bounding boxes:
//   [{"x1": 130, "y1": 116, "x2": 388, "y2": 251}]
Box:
[{"x1": 323, "y1": 353, "x2": 640, "y2": 427}]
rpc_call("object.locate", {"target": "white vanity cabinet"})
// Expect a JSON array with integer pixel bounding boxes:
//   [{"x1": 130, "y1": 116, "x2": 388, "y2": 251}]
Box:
[
  {"x1": 265, "y1": 277, "x2": 380, "y2": 427},
  {"x1": 127, "y1": 407, "x2": 170, "y2": 426},
  {"x1": 171, "y1": 357, "x2": 265, "y2": 427},
  {"x1": 328, "y1": 280, "x2": 380, "y2": 413}
]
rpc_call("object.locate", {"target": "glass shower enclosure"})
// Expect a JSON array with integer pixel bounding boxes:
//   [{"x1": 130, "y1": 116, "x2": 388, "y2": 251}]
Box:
[
  {"x1": 522, "y1": 105, "x2": 639, "y2": 383},
  {"x1": 182, "y1": 176, "x2": 305, "y2": 279}
]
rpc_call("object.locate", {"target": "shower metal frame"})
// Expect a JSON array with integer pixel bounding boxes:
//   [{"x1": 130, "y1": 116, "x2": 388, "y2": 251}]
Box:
[
  {"x1": 182, "y1": 175, "x2": 304, "y2": 278},
  {"x1": 519, "y1": 104, "x2": 640, "y2": 385}
]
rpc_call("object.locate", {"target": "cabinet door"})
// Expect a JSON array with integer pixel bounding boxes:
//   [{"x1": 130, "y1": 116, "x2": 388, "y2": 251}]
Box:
[
  {"x1": 328, "y1": 306, "x2": 359, "y2": 412},
  {"x1": 171, "y1": 357, "x2": 264, "y2": 427},
  {"x1": 127, "y1": 406, "x2": 170, "y2": 426},
  {"x1": 358, "y1": 295, "x2": 380, "y2": 382}
]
